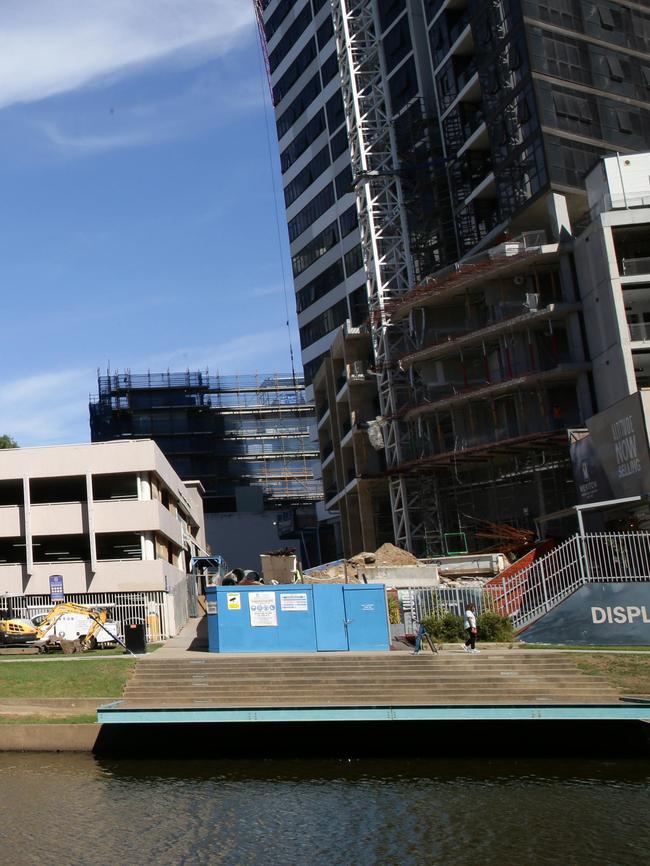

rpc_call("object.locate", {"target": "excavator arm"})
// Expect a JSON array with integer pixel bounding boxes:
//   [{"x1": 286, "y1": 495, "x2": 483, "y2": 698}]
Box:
[{"x1": 35, "y1": 603, "x2": 108, "y2": 649}]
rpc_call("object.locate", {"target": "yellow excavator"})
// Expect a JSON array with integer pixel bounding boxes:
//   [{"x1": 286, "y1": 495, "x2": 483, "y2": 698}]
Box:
[{"x1": 0, "y1": 602, "x2": 120, "y2": 652}]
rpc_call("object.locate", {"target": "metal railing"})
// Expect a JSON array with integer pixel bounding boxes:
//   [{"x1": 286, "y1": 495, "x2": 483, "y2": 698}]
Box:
[
  {"x1": 628, "y1": 321, "x2": 650, "y2": 342},
  {"x1": 0, "y1": 591, "x2": 172, "y2": 642},
  {"x1": 622, "y1": 257, "x2": 650, "y2": 277},
  {"x1": 400, "y1": 586, "x2": 494, "y2": 634},
  {"x1": 397, "y1": 532, "x2": 650, "y2": 633},
  {"x1": 485, "y1": 532, "x2": 650, "y2": 630}
]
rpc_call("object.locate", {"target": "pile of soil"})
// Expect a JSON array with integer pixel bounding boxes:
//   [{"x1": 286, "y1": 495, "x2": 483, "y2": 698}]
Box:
[{"x1": 304, "y1": 542, "x2": 422, "y2": 582}]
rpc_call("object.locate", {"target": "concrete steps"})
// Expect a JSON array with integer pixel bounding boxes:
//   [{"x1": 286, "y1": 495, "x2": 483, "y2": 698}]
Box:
[{"x1": 119, "y1": 652, "x2": 620, "y2": 708}]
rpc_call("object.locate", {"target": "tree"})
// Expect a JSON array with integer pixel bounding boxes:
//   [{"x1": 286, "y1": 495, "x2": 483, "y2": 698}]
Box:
[{"x1": 0, "y1": 435, "x2": 18, "y2": 449}]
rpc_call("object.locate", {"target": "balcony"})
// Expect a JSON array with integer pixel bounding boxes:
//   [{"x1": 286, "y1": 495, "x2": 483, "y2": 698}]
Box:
[
  {"x1": 405, "y1": 359, "x2": 590, "y2": 420},
  {"x1": 402, "y1": 303, "x2": 580, "y2": 368}
]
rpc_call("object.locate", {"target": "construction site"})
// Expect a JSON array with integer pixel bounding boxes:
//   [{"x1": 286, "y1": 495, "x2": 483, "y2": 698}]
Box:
[
  {"x1": 259, "y1": 0, "x2": 650, "y2": 560},
  {"x1": 90, "y1": 371, "x2": 322, "y2": 513}
]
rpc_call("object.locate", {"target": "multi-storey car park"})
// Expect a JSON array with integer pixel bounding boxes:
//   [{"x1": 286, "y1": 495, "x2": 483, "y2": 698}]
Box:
[{"x1": 259, "y1": 0, "x2": 650, "y2": 556}]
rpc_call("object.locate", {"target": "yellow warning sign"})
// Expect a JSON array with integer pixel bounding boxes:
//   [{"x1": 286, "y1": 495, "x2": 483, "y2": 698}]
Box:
[{"x1": 227, "y1": 593, "x2": 241, "y2": 610}]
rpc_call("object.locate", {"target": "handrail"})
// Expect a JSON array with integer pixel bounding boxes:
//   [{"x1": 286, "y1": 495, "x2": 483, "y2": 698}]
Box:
[{"x1": 486, "y1": 532, "x2": 650, "y2": 630}]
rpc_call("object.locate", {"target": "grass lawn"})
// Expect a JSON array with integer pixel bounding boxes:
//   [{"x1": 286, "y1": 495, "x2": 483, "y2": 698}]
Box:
[
  {"x1": 0, "y1": 658, "x2": 136, "y2": 698},
  {"x1": 574, "y1": 653, "x2": 650, "y2": 695}
]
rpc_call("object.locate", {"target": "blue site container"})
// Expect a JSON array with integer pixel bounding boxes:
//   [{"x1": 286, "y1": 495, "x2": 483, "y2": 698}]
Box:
[{"x1": 205, "y1": 583, "x2": 389, "y2": 653}]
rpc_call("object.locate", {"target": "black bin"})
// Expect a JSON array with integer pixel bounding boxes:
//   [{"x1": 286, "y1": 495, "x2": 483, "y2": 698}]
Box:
[{"x1": 124, "y1": 622, "x2": 146, "y2": 654}]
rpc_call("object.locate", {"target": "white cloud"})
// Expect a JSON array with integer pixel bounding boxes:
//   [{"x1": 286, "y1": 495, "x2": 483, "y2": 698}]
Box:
[
  {"x1": 0, "y1": 367, "x2": 95, "y2": 447},
  {"x1": 138, "y1": 328, "x2": 297, "y2": 373},
  {"x1": 0, "y1": 329, "x2": 301, "y2": 447},
  {"x1": 37, "y1": 68, "x2": 266, "y2": 154},
  {"x1": 0, "y1": 1, "x2": 253, "y2": 110}
]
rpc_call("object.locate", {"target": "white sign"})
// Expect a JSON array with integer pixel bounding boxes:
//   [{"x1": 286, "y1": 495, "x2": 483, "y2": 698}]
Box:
[
  {"x1": 206, "y1": 600, "x2": 217, "y2": 615},
  {"x1": 248, "y1": 591, "x2": 278, "y2": 627},
  {"x1": 227, "y1": 593, "x2": 241, "y2": 610},
  {"x1": 280, "y1": 592, "x2": 308, "y2": 612}
]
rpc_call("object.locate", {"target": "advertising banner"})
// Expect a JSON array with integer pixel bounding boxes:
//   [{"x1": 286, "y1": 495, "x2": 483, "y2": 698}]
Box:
[
  {"x1": 571, "y1": 392, "x2": 650, "y2": 504},
  {"x1": 586, "y1": 392, "x2": 650, "y2": 499},
  {"x1": 519, "y1": 582, "x2": 650, "y2": 644}
]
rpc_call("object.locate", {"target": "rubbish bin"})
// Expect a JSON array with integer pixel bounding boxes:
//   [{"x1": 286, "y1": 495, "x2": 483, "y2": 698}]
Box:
[{"x1": 124, "y1": 621, "x2": 147, "y2": 654}]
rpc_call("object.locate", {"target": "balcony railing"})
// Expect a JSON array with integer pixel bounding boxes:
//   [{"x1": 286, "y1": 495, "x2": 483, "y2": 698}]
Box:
[
  {"x1": 628, "y1": 322, "x2": 650, "y2": 342},
  {"x1": 621, "y1": 257, "x2": 650, "y2": 277}
]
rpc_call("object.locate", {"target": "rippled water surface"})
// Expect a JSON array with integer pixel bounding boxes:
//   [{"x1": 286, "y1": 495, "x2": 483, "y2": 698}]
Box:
[{"x1": 2, "y1": 753, "x2": 649, "y2": 866}]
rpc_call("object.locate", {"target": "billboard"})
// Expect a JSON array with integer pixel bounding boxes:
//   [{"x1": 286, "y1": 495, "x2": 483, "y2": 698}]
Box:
[
  {"x1": 570, "y1": 392, "x2": 650, "y2": 504},
  {"x1": 519, "y1": 582, "x2": 650, "y2": 645}
]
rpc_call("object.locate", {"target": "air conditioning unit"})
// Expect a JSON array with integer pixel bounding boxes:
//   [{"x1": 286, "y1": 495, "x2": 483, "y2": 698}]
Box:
[{"x1": 525, "y1": 292, "x2": 540, "y2": 311}]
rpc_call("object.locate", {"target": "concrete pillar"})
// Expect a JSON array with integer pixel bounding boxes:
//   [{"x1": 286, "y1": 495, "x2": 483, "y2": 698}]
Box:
[
  {"x1": 547, "y1": 192, "x2": 572, "y2": 242},
  {"x1": 23, "y1": 477, "x2": 33, "y2": 576},
  {"x1": 86, "y1": 473, "x2": 97, "y2": 574},
  {"x1": 138, "y1": 473, "x2": 152, "y2": 501},
  {"x1": 141, "y1": 531, "x2": 155, "y2": 561}
]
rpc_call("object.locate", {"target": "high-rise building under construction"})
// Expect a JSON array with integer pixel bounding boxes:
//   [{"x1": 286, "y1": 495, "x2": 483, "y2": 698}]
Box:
[{"x1": 260, "y1": 0, "x2": 650, "y2": 554}]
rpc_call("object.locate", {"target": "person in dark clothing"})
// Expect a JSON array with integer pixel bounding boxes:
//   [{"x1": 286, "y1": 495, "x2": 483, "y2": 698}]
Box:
[{"x1": 463, "y1": 603, "x2": 479, "y2": 653}]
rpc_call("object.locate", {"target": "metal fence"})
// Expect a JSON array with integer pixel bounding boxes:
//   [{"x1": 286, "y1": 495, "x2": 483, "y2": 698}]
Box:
[
  {"x1": 484, "y1": 532, "x2": 650, "y2": 630},
  {"x1": 0, "y1": 591, "x2": 172, "y2": 642},
  {"x1": 397, "y1": 533, "x2": 650, "y2": 633},
  {"x1": 398, "y1": 586, "x2": 494, "y2": 633}
]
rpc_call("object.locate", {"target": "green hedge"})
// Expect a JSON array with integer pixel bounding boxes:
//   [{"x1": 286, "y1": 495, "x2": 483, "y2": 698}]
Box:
[{"x1": 420, "y1": 609, "x2": 513, "y2": 643}]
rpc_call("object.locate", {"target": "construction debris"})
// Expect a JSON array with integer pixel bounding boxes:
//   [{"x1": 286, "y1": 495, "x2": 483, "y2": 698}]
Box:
[{"x1": 304, "y1": 543, "x2": 422, "y2": 583}]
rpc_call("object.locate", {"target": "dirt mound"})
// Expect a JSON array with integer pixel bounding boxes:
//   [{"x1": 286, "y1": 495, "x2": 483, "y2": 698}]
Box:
[
  {"x1": 373, "y1": 543, "x2": 419, "y2": 566},
  {"x1": 305, "y1": 543, "x2": 421, "y2": 582}
]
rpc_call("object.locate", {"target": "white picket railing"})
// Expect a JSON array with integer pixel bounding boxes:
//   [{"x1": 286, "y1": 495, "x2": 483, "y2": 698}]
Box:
[
  {"x1": 0, "y1": 591, "x2": 172, "y2": 642},
  {"x1": 485, "y1": 532, "x2": 650, "y2": 630}
]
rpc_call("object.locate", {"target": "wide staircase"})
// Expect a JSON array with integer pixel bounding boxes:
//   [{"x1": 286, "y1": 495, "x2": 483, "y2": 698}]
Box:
[{"x1": 120, "y1": 652, "x2": 620, "y2": 708}]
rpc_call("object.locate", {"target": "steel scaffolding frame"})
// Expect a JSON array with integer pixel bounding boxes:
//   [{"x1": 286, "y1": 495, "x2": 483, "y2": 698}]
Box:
[{"x1": 332, "y1": 0, "x2": 423, "y2": 551}]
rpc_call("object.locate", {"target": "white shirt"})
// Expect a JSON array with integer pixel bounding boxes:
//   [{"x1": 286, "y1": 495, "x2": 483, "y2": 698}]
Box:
[{"x1": 464, "y1": 609, "x2": 476, "y2": 630}]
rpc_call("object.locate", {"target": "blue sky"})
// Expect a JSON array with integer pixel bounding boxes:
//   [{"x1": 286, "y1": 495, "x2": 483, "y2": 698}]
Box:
[{"x1": 0, "y1": 1, "x2": 299, "y2": 447}]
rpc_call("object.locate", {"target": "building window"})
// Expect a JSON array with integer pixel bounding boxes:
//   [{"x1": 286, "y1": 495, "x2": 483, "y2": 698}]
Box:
[
  {"x1": 292, "y1": 220, "x2": 340, "y2": 277},
  {"x1": 317, "y1": 15, "x2": 334, "y2": 50},
  {"x1": 281, "y1": 110, "x2": 326, "y2": 173},
  {"x1": 296, "y1": 259, "x2": 345, "y2": 312},
  {"x1": 339, "y1": 204, "x2": 359, "y2": 238},
  {"x1": 607, "y1": 54, "x2": 625, "y2": 82},
  {"x1": 616, "y1": 109, "x2": 634, "y2": 134},
  {"x1": 288, "y1": 183, "x2": 335, "y2": 243},
  {"x1": 553, "y1": 92, "x2": 591, "y2": 123},
  {"x1": 320, "y1": 51, "x2": 339, "y2": 86},
  {"x1": 335, "y1": 164, "x2": 353, "y2": 198},
  {"x1": 330, "y1": 127, "x2": 349, "y2": 160},
  {"x1": 273, "y1": 39, "x2": 317, "y2": 104},
  {"x1": 344, "y1": 244, "x2": 364, "y2": 277},
  {"x1": 299, "y1": 298, "x2": 349, "y2": 349},
  {"x1": 268, "y1": 3, "x2": 313, "y2": 73},
  {"x1": 284, "y1": 146, "x2": 330, "y2": 207},
  {"x1": 326, "y1": 90, "x2": 345, "y2": 132},
  {"x1": 276, "y1": 73, "x2": 322, "y2": 139}
]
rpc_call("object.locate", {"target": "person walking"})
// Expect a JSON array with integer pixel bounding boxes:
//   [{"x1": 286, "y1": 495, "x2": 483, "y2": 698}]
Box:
[{"x1": 463, "y1": 603, "x2": 479, "y2": 653}]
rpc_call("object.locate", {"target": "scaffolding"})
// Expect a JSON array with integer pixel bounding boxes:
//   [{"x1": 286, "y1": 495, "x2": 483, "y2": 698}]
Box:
[
  {"x1": 89, "y1": 371, "x2": 322, "y2": 510},
  {"x1": 332, "y1": 0, "x2": 430, "y2": 552}
]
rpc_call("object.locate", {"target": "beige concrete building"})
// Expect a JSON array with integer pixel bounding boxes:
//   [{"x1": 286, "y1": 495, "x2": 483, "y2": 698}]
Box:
[
  {"x1": 0, "y1": 440, "x2": 206, "y2": 637},
  {"x1": 313, "y1": 322, "x2": 391, "y2": 557}
]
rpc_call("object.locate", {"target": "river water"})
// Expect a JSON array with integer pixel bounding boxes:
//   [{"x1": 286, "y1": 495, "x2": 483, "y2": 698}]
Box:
[{"x1": 2, "y1": 753, "x2": 649, "y2": 866}]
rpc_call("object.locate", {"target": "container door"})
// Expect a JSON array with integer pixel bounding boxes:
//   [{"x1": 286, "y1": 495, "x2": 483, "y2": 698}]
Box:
[
  {"x1": 313, "y1": 585, "x2": 348, "y2": 651},
  {"x1": 343, "y1": 587, "x2": 390, "y2": 651}
]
